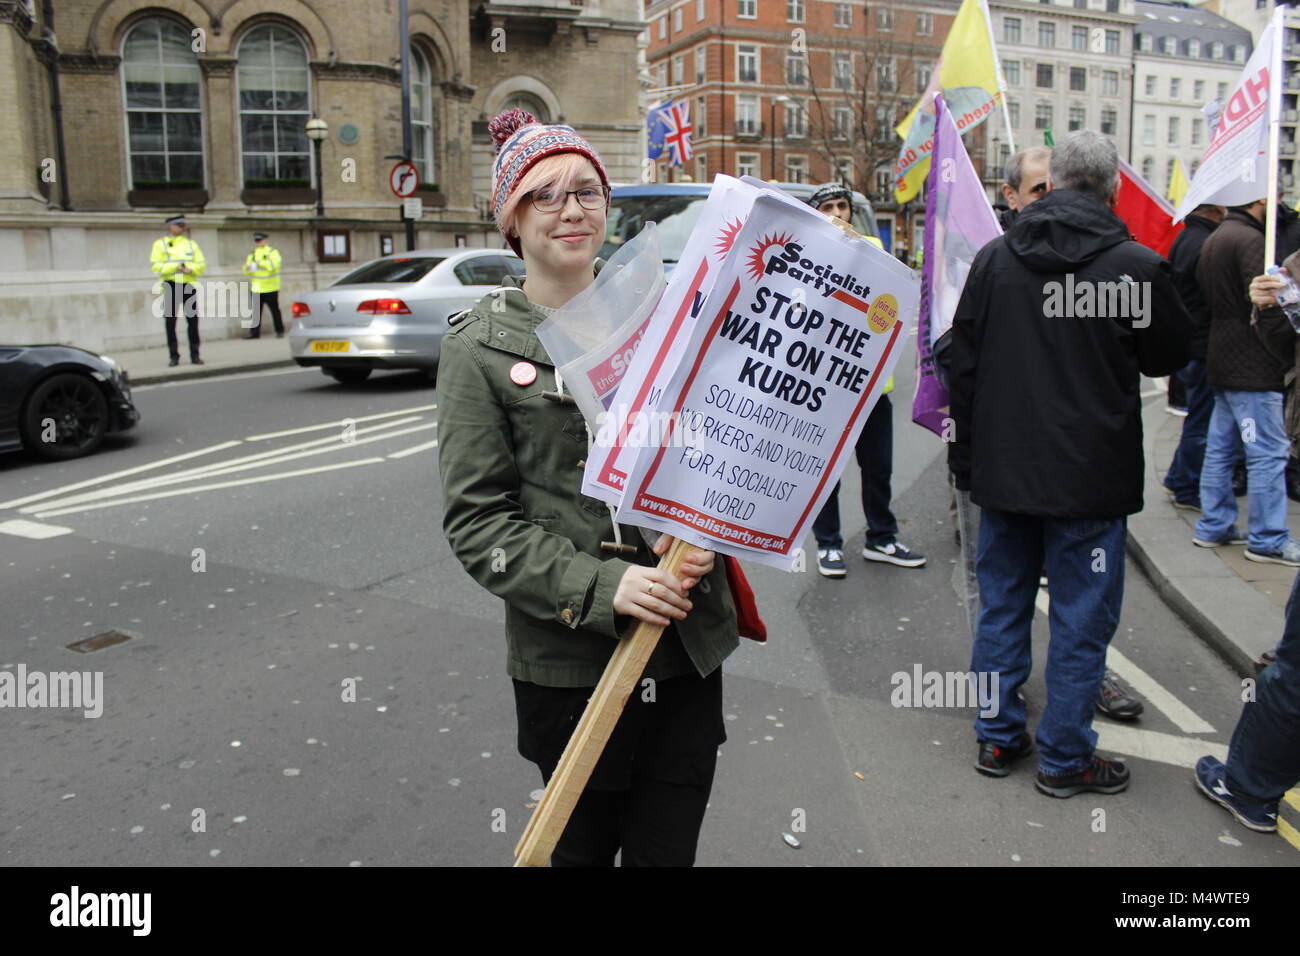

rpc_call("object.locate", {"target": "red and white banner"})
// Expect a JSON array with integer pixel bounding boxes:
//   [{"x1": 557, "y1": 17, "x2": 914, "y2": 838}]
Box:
[{"x1": 1116, "y1": 157, "x2": 1183, "y2": 257}]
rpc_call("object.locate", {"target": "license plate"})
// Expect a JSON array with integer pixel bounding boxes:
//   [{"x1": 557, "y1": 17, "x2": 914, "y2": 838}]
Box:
[{"x1": 310, "y1": 341, "x2": 351, "y2": 353}]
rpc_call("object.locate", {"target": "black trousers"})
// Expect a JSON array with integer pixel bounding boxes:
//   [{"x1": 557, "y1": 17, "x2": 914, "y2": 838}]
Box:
[
  {"x1": 514, "y1": 666, "x2": 724, "y2": 867},
  {"x1": 249, "y1": 291, "x2": 283, "y2": 336},
  {"x1": 162, "y1": 281, "x2": 200, "y2": 360},
  {"x1": 812, "y1": 392, "x2": 899, "y2": 549}
]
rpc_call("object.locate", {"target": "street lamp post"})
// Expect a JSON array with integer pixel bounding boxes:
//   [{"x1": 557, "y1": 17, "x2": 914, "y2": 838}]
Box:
[
  {"x1": 305, "y1": 117, "x2": 329, "y2": 217},
  {"x1": 770, "y1": 95, "x2": 789, "y2": 180}
]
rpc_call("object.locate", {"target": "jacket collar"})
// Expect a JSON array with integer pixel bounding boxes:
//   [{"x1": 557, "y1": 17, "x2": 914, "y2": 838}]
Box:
[{"x1": 1225, "y1": 208, "x2": 1266, "y2": 233}]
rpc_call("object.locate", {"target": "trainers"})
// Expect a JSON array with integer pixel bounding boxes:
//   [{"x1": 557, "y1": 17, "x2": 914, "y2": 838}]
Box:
[
  {"x1": 1096, "y1": 669, "x2": 1144, "y2": 720},
  {"x1": 1193, "y1": 756, "x2": 1277, "y2": 833},
  {"x1": 863, "y1": 540, "x2": 926, "y2": 568},
  {"x1": 1193, "y1": 527, "x2": 1247, "y2": 548},
  {"x1": 975, "y1": 733, "x2": 1033, "y2": 777},
  {"x1": 1172, "y1": 496, "x2": 1201, "y2": 511},
  {"x1": 1166, "y1": 405, "x2": 1188, "y2": 417},
  {"x1": 1035, "y1": 756, "x2": 1130, "y2": 798},
  {"x1": 816, "y1": 548, "x2": 847, "y2": 578},
  {"x1": 1245, "y1": 540, "x2": 1300, "y2": 567}
]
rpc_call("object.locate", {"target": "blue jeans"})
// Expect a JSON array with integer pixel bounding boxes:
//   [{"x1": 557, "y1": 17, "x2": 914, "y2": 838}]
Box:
[
  {"x1": 1195, "y1": 389, "x2": 1290, "y2": 553},
  {"x1": 1163, "y1": 360, "x2": 1214, "y2": 500},
  {"x1": 1224, "y1": 569, "x2": 1300, "y2": 802},
  {"x1": 971, "y1": 509, "x2": 1127, "y2": 776},
  {"x1": 813, "y1": 394, "x2": 899, "y2": 549}
]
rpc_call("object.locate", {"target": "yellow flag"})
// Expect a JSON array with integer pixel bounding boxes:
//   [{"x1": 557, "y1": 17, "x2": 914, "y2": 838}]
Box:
[
  {"x1": 892, "y1": 0, "x2": 1004, "y2": 204},
  {"x1": 1166, "y1": 158, "x2": 1190, "y2": 208}
]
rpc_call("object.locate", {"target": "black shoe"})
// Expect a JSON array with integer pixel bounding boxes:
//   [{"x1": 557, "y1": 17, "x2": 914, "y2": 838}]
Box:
[
  {"x1": 168, "y1": 357, "x2": 179, "y2": 367},
  {"x1": 1232, "y1": 463, "x2": 1247, "y2": 498},
  {"x1": 241, "y1": 331, "x2": 259, "y2": 339},
  {"x1": 1096, "y1": 669, "x2": 1144, "y2": 720},
  {"x1": 275, "y1": 332, "x2": 284, "y2": 338},
  {"x1": 974, "y1": 733, "x2": 1033, "y2": 777},
  {"x1": 1036, "y1": 756, "x2": 1130, "y2": 798},
  {"x1": 191, "y1": 357, "x2": 204, "y2": 365}
]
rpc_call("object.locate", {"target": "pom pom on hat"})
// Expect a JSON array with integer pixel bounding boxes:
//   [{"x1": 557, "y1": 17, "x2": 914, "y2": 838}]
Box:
[{"x1": 488, "y1": 108, "x2": 538, "y2": 154}]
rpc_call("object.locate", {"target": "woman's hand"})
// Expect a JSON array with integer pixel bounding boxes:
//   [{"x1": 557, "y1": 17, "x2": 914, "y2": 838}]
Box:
[
  {"x1": 653, "y1": 533, "x2": 715, "y2": 590},
  {"x1": 610, "y1": 536, "x2": 717, "y2": 627},
  {"x1": 1250, "y1": 270, "x2": 1288, "y2": 308}
]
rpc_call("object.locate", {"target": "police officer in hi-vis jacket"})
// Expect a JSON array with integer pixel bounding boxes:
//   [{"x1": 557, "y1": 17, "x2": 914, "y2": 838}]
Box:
[
  {"x1": 242, "y1": 231, "x2": 284, "y2": 338},
  {"x1": 150, "y1": 214, "x2": 206, "y2": 366}
]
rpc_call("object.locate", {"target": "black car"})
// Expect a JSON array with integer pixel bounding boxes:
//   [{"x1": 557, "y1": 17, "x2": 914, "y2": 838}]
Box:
[{"x1": 0, "y1": 345, "x2": 139, "y2": 460}]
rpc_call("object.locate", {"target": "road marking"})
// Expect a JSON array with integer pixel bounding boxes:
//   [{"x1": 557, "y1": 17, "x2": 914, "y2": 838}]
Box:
[
  {"x1": 388, "y1": 439, "x2": 439, "y2": 459},
  {"x1": 0, "y1": 518, "x2": 73, "y2": 539},
  {"x1": 22, "y1": 418, "x2": 425, "y2": 513},
  {"x1": 1095, "y1": 723, "x2": 1227, "y2": 770},
  {"x1": 1034, "y1": 590, "x2": 1216, "y2": 734},
  {"x1": 0, "y1": 441, "x2": 243, "y2": 510},
  {"x1": 246, "y1": 403, "x2": 438, "y2": 441},
  {"x1": 33, "y1": 458, "x2": 386, "y2": 518}
]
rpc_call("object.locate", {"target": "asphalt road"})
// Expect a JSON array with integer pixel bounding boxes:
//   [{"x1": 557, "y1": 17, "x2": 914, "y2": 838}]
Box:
[{"x1": 0, "y1": 348, "x2": 1294, "y2": 867}]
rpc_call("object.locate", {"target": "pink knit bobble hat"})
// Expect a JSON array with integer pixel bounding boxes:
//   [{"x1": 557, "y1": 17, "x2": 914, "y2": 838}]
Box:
[{"x1": 489, "y1": 108, "x2": 611, "y2": 255}]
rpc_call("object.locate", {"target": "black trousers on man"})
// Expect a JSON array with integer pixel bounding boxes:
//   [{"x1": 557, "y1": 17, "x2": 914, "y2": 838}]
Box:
[
  {"x1": 513, "y1": 663, "x2": 724, "y2": 867},
  {"x1": 812, "y1": 392, "x2": 899, "y2": 549},
  {"x1": 162, "y1": 280, "x2": 200, "y2": 361},
  {"x1": 248, "y1": 291, "x2": 283, "y2": 337}
]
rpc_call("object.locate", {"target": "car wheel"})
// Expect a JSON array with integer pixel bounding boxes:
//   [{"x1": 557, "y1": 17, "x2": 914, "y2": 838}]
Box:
[
  {"x1": 324, "y1": 367, "x2": 372, "y2": 385},
  {"x1": 20, "y1": 372, "x2": 110, "y2": 460}
]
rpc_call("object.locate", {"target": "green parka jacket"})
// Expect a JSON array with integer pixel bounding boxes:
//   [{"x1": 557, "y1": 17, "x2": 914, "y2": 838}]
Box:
[{"x1": 436, "y1": 272, "x2": 740, "y2": 688}]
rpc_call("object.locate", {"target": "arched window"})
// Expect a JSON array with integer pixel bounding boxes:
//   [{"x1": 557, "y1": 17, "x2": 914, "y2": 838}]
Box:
[
  {"x1": 501, "y1": 92, "x2": 550, "y2": 125},
  {"x1": 1141, "y1": 157, "x2": 1154, "y2": 181},
  {"x1": 237, "y1": 25, "x2": 311, "y2": 185},
  {"x1": 122, "y1": 18, "x2": 204, "y2": 187},
  {"x1": 410, "y1": 46, "x2": 435, "y2": 184}
]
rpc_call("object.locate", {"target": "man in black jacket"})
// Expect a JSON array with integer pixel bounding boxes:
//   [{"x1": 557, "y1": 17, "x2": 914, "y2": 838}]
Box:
[
  {"x1": 1162, "y1": 205, "x2": 1224, "y2": 509},
  {"x1": 948, "y1": 130, "x2": 1191, "y2": 798}
]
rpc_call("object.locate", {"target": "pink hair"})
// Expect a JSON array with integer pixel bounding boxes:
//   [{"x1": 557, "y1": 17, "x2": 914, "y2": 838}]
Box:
[{"x1": 497, "y1": 152, "x2": 602, "y2": 247}]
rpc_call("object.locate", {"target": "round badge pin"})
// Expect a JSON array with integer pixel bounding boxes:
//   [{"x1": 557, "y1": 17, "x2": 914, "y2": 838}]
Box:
[{"x1": 510, "y1": 361, "x2": 537, "y2": 386}]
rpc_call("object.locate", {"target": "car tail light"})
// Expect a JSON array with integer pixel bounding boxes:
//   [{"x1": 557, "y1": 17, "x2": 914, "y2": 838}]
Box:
[
  {"x1": 357, "y1": 298, "x2": 412, "y2": 315},
  {"x1": 291, "y1": 301, "x2": 310, "y2": 316}
]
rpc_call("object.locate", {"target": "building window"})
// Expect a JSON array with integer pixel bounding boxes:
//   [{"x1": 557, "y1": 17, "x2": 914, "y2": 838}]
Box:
[
  {"x1": 1004, "y1": 17, "x2": 1021, "y2": 45},
  {"x1": 1188, "y1": 38, "x2": 1201, "y2": 58},
  {"x1": 1036, "y1": 63, "x2": 1053, "y2": 88},
  {"x1": 318, "y1": 230, "x2": 351, "y2": 263},
  {"x1": 237, "y1": 24, "x2": 311, "y2": 186},
  {"x1": 836, "y1": 157, "x2": 853, "y2": 184},
  {"x1": 785, "y1": 99, "x2": 806, "y2": 137},
  {"x1": 657, "y1": 63, "x2": 667, "y2": 88},
  {"x1": 659, "y1": 16, "x2": 666, "y2": 38},
  {"x1": 696, "y1": 45, "x2": 707, "y2": 83},
  {"x1": 917, "y1": 12, "x2": 933, "y2": 35},
  {"x1": 1210, "y1": 41, "x2": 1223, "y2": 59},
  {"x1": 1170, "y1": 77, "x2": 1181, "y2": 99},
  {"x1": 834, "y1": 53, "x2": 853, "y2": 90},
  {"x1": 1074, "y1": 0, "x2": 1086, "y2": 9},
  {"x1": 1162, "y1": 36, "x2": 1176, "y2": 55},
  {"x1": 875, "y1": 167, "x2": 891, "y2": 195},
  {"x1": 1168, "y1": 115, "x2": 1179, "y2": 145},
  {"x1": 787, "y1": 0, "x2": 804, "y2": 22},
  {"x1": 674, "y1": 7, "x2": 682, "y2": 31},
  {"x1": 917, "y1": 63, "x2": 932, "y2": 93},
  {"x1": 737, "y1": 45, "x2": 758, "y2": 83},
  {"x1": 878, "y1": 8, "x2": 894, "y2": 31},
  {"x1": 1166, "y1": 158, "x2": 1177, "y2": 190},
  {"x1": 834, "y1": 3, "x2": 851, "y2": 27},
  {"x1": 122, "y1": 17, "x2": 205, "y2": 188},
  {"x1": 1194, "y1": 79, "x2": 1205, "y2": 101},
  {"x1": 695, "y1": 155, "x2": 708, "y2": 182},
  {"x1": 784, "y1": 155, "x2": 806, "y2": 182},
  {"x1": 786, "y1": 54, "x2": 806, "y2": 86},
  {"x1": 1138, "y1": 33, "x2": 1152, "y2": 53},
  {"x1": 410, "y1": 46, "x2": 435, "y2": 184},
  {"x1": 1070, "y1": 67, "x2": 1086, "y2": 92},
  {"x1": 1072, "y1": 26, "x2": 1087, "y2": 51},
  {"x1": 1142, "y1": 114, "x2": 1155, "y2": 145},
  {"x1": 673, "y1": 54, "x2": 685, "y2": 85},
  {"x1": 737, "y1": 0, "x2": 756, "y2": 18},
  {"x1": 1234, "y1": 44, "x2": 1246, "y2": 62},
  {"x1": 696, "y1": 95, "x2": 707, "y2": 136},
  {"x1": 1034, "y1": 103, "x2": 1053, "y2": 130},
  {"x1": 1007, "y1": 100, "x2": 1020, "y2": 128},
  {"x1": 1141, "y1": 157, "x2": 1154, "y2": 181},
  {"x1": 1038, "y1": 22, "x2": 1055, "y2": 48},
  {"x1": 1102, "y1": 70, "x2": 1118, "y2": 96},
  {"x1": 1100, "y1": 107, "x2": 1116, "y2": 135},
  {"x1": 1217, "y1": 81, "x2": 1228, "y2": 100},
  {"x1": 1144, "y1": 75, "x2": 1156, "y2": 97},
  {"x1": 698, "y1": 0, "x2": 705, "y2": 20},
  {"x1": 833, "y1": 106, "x2": 851, "y2": 140},
  {"x1": 877, "y1": 58, "x2": 895, "y2": 92},
  {"x1": 1068, "y1": 105, "x2": 1085, "y2": 131},
  {"x1": 1105, "y1": 30, "x2": 1120, "y2": 55},
  {"x1": 1106, "y1": 0, "x2": 1118, "y2": 9},
  {"x1": 1005, "y1": 61, "x2": 1021, "y2": 85},
  {"x1": 736, "y1": 153, "x2": 758, "y2": 177},
  {"x1": 1191, "y1": 116, "x2": 1203, "y2": 145},
  {"x1": 502, "y1": 91, "x2": 549, "y2": 124},
  {"x1": 736, "y1": 94, "x2": 759, "y2": 134},
  {"x1": 874, "y1": 104, "x2": 892, "y2": 132}
]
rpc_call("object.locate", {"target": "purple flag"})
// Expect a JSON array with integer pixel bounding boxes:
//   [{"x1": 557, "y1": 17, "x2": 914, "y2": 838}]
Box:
[{"x1": 912, "y1": 94, "x2": 1003, "y2": 437}]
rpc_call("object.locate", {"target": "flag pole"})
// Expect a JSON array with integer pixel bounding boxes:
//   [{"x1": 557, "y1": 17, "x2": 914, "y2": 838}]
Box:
[
  {"x1": 1264, "y1": 5, "x2": 1284, "y2": 269},
  {"x1": 980, "y1": 0, "x2": 1016, "y2": 154}
]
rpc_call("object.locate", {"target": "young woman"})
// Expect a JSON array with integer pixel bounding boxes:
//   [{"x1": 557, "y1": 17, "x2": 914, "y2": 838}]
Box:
[{"x1": 436, "y1": 109, "x2": 741, "y2": 866}]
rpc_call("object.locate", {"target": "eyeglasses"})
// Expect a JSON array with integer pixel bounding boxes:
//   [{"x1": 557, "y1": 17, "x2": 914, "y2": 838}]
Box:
[{"x1": 527, "y1": 185, "x2": 609, "y2": 213}]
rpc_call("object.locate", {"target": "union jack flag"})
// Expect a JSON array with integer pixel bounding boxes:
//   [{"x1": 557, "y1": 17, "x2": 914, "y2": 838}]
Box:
[{"x1": 656, "y1": 100, "x2": 693, "y2": 167}]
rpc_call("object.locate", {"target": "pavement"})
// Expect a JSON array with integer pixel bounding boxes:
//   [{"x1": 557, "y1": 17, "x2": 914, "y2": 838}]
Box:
[{"x1": 114, "y1": 332, "x2": 298, "y2": 386}]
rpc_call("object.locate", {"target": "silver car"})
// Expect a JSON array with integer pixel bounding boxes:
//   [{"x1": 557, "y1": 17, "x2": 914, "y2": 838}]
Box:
[{"x1": 288, "y1": 247, "x2": 524, "y2": 384}]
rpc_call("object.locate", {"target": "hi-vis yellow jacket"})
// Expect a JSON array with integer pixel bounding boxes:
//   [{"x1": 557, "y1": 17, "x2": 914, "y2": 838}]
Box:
[
  {"x1": 243, "y1": 245, "x2": 282, "y2": 293},
  {"x1": 150, "y1": 235, "x2": 206, "y2": 285}
]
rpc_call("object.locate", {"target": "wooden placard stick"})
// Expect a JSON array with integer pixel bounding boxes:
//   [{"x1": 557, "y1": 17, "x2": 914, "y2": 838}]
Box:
[{"x1": 514, "y1": 536, "x2": 692, "y2": 867}]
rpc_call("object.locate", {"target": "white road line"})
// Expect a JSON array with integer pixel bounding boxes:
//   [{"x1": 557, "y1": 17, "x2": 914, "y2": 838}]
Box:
[
  {"x1": 246, "y1": 403, "x2": 438, "y2": 441},
  {"x1": 388, "y1": 439, "x2": 439, "y2": 459},
  {"x1": 1095, "y1": 724, "x2": 1227, "y2": 770},
  {"x1": 1034, "y1": 589, "x2": 1216, "y2": 734},
  {"x1": 23, "y1": 417, "x2": 424, "y2": 512},
  {"x1": 0, "y1": 518, "x2": 74, "y2": 539},
  {"x1": 33, "y1": 458, "x2": 386, "y2": 518},
  {"x1": 0, "y1": 441, "x2": 243, "y2": 510}
]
